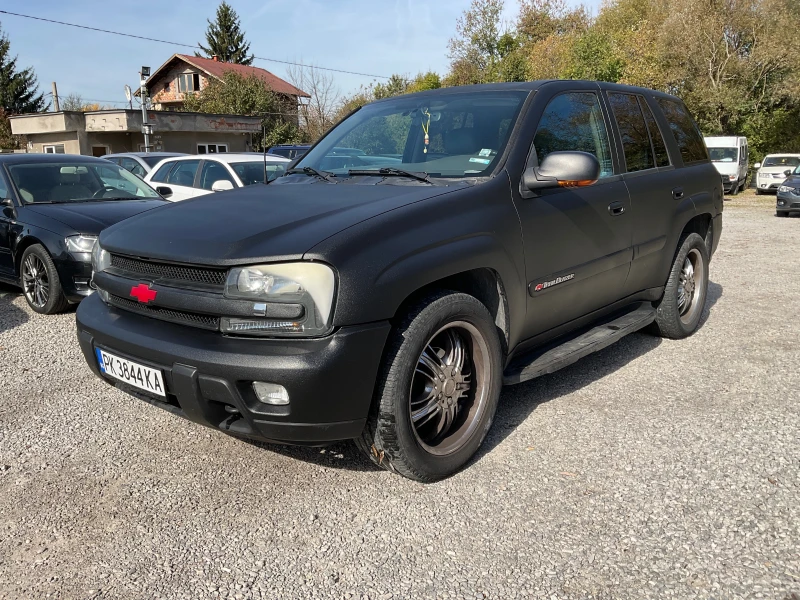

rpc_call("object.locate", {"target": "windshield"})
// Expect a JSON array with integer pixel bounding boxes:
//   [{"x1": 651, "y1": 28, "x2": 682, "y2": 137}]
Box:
[
  {"x1": 8, "y1": 161, "x2": 162, "y2": 204},
  {"x1": 231, "y1": 161, "x2": 287, "y2": 185},
  {"x1": 708, "y1": 147, "x2": 737, "y2": 162},
  {"x1": 295, "y1": 91, "x2": 528, "y2": 179},
  {"x1": 142, "y1": 155, "x2": 171, "y2": 168},
  {"x1": 763, "y1": 156, "x2": 800, "y2": 168}
]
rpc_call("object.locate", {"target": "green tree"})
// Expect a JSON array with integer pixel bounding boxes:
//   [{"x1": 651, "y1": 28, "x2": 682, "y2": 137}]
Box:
[
  {"x1": 0, "y1": 24, "x2": 47, "y2": 113},
  {"x1": 197, "y1": 2, "x2": 254, "y2": 65},
  {"x1": 183, "y1": 72, "x2": 301, "y2": 148},
  {"x1": 446, "y1": 0, "x2": 505, "y2": 84},
  {"x1": 406, "y1": 72, "x2": 443, "y2": 93}
]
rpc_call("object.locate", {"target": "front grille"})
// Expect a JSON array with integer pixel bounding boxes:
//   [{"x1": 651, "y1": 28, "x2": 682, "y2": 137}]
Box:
[
  {"x1": 110, "y1": 255, "x2": 227, "y2": 288},
  {"x1": 109, "y1": 294, "x2": 220, "y2": 331},
  {"x1": 792, "y1": 203, "x2": 800, "y2": 209}
]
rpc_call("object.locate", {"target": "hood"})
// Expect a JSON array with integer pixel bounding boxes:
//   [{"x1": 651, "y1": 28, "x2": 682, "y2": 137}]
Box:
[
  {"x1": 26, "y1": 199, "x2": 168, "y2": 235},
  {"x1": 781, "y1": 174, "x2": 800, "y2": 188},
  {"x1": 758, "y1": 165, "x2": 797, "y2": 175},
  {"x1": 100, "y1": 181, "x2": 466, "y2": 265},
  {"x1": 711, "y1": 162, "x2": 738, "y2": 176}
]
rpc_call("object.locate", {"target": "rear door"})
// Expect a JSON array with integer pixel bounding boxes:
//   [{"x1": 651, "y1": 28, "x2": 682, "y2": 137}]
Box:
[
  {"x1": 149, "y1": 160, "x2": 202, "y2": 201},
  {"x1": 198, "y1": 159, "x2": 238, "y2": 194},
  {"x1": 604, "y1": 90, "x2": 677, "y2": 295},
  {"x1": 512, "y1": 85, "x2": 633, "y2": 340}
]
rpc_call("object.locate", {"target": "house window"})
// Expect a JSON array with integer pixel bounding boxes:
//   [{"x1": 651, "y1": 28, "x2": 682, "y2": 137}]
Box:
[
  {"x1": 178, "y1": 72, "x2": 201, "y2": 93},
  {"x1": 197, "y1": 144, "x2": 228, "y2": 154},
  {"x1": 43, "y1": 144, "x2": 65, "y2": 154},
  {"x1": 164, "y1": 82, "x2": 171, "y2": 93}
]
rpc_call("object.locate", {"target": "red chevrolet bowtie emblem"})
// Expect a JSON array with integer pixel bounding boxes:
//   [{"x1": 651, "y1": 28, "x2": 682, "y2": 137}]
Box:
[{"x1": 130, "y1": 283, "x2": 157, "y2": 304}]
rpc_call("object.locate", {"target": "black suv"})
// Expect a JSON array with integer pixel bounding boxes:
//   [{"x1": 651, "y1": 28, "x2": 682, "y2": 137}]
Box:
[{"x1": 76, "y1": 81, "x2": 722, "y2": 482}]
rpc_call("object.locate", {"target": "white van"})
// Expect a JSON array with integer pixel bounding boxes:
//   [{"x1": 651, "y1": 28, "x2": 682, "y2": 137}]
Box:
[{"x1": 704, "y1": 136, "x2": 749, "y2": 195}]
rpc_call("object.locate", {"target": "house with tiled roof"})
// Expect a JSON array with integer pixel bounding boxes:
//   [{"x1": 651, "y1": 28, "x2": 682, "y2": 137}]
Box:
[{"x1": 144, "y1": 54, "x2": 310, "y2": 116}]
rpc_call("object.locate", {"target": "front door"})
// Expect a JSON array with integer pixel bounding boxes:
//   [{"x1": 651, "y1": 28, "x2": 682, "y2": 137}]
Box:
[
  {"x1": 512, "y1": 87, "x2": 632, "y2": 341},
  {"x1": 0, "y1": 171, "x2": 15, "y2": 275}
]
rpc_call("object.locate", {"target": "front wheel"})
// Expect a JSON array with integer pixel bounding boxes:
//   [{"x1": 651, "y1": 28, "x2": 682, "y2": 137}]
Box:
[
  {"x1": 650, "y1": 233, "x2": 709, "y2": 339},
  {"x1": 356, "y1": 291, "x2": 503, "y2": 482},
  {"x1": 20, "y1": 244, "x2": 69, "y2": 315}
]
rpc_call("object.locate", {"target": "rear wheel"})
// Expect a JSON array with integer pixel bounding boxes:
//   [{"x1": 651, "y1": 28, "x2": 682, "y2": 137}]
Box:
[
  {"x1": 650, "y1": 233, "x2": 709, "y2": 339},
  {"x1": 20, "y1": 245, "x2": 69, "y2": 315},
  {"x1": 356, "y1": 291, "x2": 503, "y2": 482}
]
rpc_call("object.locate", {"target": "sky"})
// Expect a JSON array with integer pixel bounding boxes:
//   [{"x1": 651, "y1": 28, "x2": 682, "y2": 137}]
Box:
[{"x1": 1, "y1": 0, "x2": 600, "y2": 110}]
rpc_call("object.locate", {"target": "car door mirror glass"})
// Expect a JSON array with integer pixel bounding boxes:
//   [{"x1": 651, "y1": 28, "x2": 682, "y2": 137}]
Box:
[
  {"x1": 211, "y1": 180, "x2": 234, "y2": 192},
  {"x1": 156, "y1": 186, "x2": 173, "y2": 198},
  {"x1": 524, "y1": 151, "x2": 601, "y2": 192},
  {"x1": 1, "y1": 197, "x2": 13, "y2": 206}
]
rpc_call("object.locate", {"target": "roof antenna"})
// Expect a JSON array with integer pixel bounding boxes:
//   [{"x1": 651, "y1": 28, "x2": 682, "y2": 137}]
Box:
[{"x1": 263, "y1": 124, "x2": 268, "y2": 184}]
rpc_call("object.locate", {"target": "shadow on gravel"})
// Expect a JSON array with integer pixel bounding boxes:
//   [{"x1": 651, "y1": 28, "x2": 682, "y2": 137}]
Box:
[
  {"x1": 242, "y1": 439, "x2": 381, "y2": 472},
  {"x1": 0, "y1": 283, "x2": 28, "y2": 333},
  {"x1": 699, "y1": 281, "x2": 723, "y2": 329}
]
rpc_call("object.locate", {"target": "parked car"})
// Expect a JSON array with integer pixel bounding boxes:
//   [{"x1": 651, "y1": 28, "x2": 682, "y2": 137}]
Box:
[
  {"x1": 266, "y1": 144, "x2": 311, "y2": 160},
  {"x1": 754, "y1": 154, "x2": 800, "y2": 194},
  {"x1": 143, "y1": 154, "x2": 291, "y2": 201},
  {"x1": 77, "y1": 81, "x2": 722, "y2": 481},
  {"x1": 0, "y1": 154, "x2": 166, "y2": 314},
  {"x1": 776, "y1": 164, "x2": 800, "y2": 217},
  {"x1": 104, "y1": 152, "x2": 187, "y2": 178},
  {"x1": 704, "y1": 136, "x2": 748, "y2": 195}
]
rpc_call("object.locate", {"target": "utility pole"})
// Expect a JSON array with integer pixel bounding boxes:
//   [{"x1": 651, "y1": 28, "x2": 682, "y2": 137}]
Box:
[
  {"x1": 51, "y1": 82, "x2": 60, "y2": 112},
  {"x1": 139, "y1": 66, "x2": 152, "y2": 153}
]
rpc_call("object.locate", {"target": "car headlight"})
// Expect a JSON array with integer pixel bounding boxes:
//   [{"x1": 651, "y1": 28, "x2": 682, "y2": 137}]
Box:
[
  {"x1": 728, "y1": 175, "x2": 737, "y2": 181},
  {"x1": 65, "y1": 234, "x2": 97, "y2": 257},
  {"x1": 91, "y1": 242, "x2": 111, "y2": 302},
  {"x1": 222, "y1": 262, "x2": 336, "y2": 337},
  {"x1": 779, "y1": 185, "x2": 792, "y2": 193}
]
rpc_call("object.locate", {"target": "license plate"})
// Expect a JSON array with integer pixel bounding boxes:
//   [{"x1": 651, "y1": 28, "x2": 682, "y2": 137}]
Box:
[{"x1": 95, "y1": 348, "x2": 166, "y2": 397}]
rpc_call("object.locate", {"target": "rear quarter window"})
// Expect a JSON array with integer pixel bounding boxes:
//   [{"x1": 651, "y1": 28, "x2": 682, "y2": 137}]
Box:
[{"x1": 656, "y1": 98, "x2": 708, "y2": 165}]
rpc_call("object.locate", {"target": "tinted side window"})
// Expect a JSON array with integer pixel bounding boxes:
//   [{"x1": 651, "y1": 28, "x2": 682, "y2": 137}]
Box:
[
  {"x1": 639, "y1": 98, "x2": 670, "y2": 167},
  {"x1": 150, "y1": 162, "x2": 175, "y2": 183},
  {"x1": 608, "y1": 93, "x2": 654, "y2": 172},
  {"x1": 0, "y1": 171, "x2": 9, "y2": 199},
  {"x1": 120, "y1": 157, "x2": 146, "y2": 178},
  {"x1": 166, "y1": 160, "x2": 201, "y2": 187},
  {"x1": 656, "y1": 99, "x2": 708, "y2": 164},
  {"x1": 199, "y1": 160, "x2": 235, "y2": 191},
  {"x1": 534, "y1": 92, "x2": 614, "y2": 178}
]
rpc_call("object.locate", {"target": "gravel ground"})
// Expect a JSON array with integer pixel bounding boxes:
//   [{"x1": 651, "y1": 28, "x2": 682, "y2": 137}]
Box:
[{"x1": 0, "y1": 195, "x2": 798, "y2": 600}]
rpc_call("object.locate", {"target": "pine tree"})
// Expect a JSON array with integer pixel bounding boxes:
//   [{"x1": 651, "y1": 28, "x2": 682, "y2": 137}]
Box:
[
  {"x1": 0, "y1": 24, "x2": 47, "y2": 113},
  {"x1": 197, "y1": 2, "x2": 255, "y2": 65}
]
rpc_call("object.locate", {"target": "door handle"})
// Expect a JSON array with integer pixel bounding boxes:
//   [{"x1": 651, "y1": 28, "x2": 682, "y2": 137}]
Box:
[
  {"x1": 608, "y1": 201, "x2": 625, "y2": 216},
  {"x1": 672, "y1": 187, "x2": 684, "y2": 200}
]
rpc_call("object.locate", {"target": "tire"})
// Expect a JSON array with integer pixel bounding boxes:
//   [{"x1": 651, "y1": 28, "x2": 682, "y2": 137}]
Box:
[
  {"x1": 756, "y1": 189, "x2": 764, "y2": 195},
  {"x1": 356, "y1": 291, "x2": 503, "y2": 482},
  {"x1": 20, "y1": 244, "x2": 69, "y2": 315},
  {"x1": 729, "y1": 181, "x2": 739, "y2": 196},
  {"x1": 650, "y1": 233, "x2": 709, "y2": 340}
]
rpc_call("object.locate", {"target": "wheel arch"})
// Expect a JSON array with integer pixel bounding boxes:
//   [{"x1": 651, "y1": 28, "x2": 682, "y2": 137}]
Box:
[
  {"x1": 391, "y1": 267, "x2": 511, "y2": 358},
  {"x1": 13, "y1": 235, "x2": 47, "y2": 278}
]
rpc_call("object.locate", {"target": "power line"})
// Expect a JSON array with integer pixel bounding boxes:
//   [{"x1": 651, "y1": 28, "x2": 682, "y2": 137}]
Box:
[{"x1": 0, "y1": 10, "x2": 393, "y2": 80}]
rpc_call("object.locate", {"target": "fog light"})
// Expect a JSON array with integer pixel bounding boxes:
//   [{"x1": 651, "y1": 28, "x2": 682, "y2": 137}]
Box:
[{"x1": 252, "y1": 382, "x2": 289, "y2": 405}]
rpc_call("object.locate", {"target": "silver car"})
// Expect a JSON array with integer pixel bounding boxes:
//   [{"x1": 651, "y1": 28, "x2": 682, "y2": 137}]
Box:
[{"x1": 104, "y1": 152, "x2": 187, "y2": 178}]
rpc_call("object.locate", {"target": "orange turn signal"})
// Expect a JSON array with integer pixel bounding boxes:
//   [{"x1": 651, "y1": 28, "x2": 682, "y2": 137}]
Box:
[{"x1": 558, "y1": 179, "x2": 597, "y2": 188}]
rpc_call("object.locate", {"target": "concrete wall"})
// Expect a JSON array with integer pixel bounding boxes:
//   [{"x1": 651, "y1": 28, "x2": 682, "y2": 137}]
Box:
[
  {"x1": 10, "y1": 112, "x2": 85, "y2": 135},
  {"x1": 26, "y1": 132, "x2": 81, "y2": 155}
]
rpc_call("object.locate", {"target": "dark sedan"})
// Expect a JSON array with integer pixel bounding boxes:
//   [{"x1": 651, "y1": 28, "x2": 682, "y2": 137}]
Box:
[
  {"x1": 777, "y1": 164, "x2": 800, "y2": 217},
  {"x1": 0, "y1": 154, "x2": 167, "y2": 314}
]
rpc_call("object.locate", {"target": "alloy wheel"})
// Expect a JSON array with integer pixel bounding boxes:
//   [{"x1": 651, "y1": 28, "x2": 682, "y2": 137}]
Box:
[
  {"x1": 22, "y1": 254, "x2": 50, "y2": 309},
  {"x1": 677, "y1": 248, "x2": 704, "y2": 325}
]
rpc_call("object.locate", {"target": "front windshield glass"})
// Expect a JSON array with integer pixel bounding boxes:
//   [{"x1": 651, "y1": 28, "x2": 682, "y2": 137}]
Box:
[
  {"x1": 763, "y1": 156, "x2": 800, "y2": 168},
  {"x1": 295, "y1": 91, "x2": 529, "y2": 179},
  {"x1": 8, "y1": 161, "x2": 162, "y2": 204},
  {"x1": 708, "y1": 147, "x2": 737, "y2": 162},
  {"x1": 231, "y1": 161, "x2": 287, "y2": 185},
  {"x1": 142, "y1": 155, "x2": 171, "y2": 168}
]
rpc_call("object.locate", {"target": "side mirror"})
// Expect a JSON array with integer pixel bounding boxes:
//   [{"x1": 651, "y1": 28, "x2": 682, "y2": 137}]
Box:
[
  {"x1": 1, "y1": 197, "x2": 13, "y2": 207},
  {"x1": 523, "y1": 151, "x2": 601, "y2": 192},
  {"x1": 156, "y1": 186, "x2": 173, "y2": 198},
  {"x1": 785, "y1": 169, "x2": 793, "y2": 176},
  {"x1": 211, "y1": 180, "x2": 235, "y2": 192},
  {"x1": 753, "y1": 162, "x2": 761, "y2": 170}
]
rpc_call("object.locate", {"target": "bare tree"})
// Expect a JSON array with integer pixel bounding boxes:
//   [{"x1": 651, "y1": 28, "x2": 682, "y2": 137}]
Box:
[
  {"x1": 287, "y1": 64, "x2": 340, "y2": 142},
  {"x1": 60, "y1": 93, "x2": 85, "y2": 111}
]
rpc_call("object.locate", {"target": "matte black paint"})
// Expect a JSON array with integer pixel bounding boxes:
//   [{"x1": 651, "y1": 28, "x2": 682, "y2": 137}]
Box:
[{"x1": 77, "y1": 80, "x2": 722, "y2": 444}]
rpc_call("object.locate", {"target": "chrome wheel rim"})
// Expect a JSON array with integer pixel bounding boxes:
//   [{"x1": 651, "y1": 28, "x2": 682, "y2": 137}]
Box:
[
  {"x1": 22, "y1": 255, "x2": 50, "y2": 308},
  {"x1": 678, "y1": 248, "x2": 704, "y2": 325},
  {"x1": 409, "y1": 321, "x2": 490, "y2": 456}
]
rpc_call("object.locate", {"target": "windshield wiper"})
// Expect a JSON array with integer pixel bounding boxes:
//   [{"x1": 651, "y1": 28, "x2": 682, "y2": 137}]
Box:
[
  {"x1": 348, "y1": 167, "x2": 432, "y2": 184},
  {"x1": 286, "y1": 166, "x2": 337, "y2": 183}
]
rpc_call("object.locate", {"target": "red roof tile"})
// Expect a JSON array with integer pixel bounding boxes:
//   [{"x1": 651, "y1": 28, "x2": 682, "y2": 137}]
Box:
[{"x1": 153, "y1": 54, "x2": 309, "y2": 98}]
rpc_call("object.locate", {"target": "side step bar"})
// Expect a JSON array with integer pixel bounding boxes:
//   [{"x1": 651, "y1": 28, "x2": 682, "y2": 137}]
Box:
[{"x1": 503, "y1": 304, "x2": 656, "y2": 385}]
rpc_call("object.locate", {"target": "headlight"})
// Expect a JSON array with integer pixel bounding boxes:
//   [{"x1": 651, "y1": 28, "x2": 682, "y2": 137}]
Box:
[
  {"x1": 728, "y1": 175, "x2": 737, "y2": 181},
  {"x1": 779, "y1": 185, "x2": 792, "y2": 193},
  {"x1": 65, "y1": 235, "x2": 97, "y2": 256},
  {"x1": 222, "y1": 262, "x2": 336, "y2": 337},
  {"x1": 91, "y1": 242, "x2": 111, "y2": 303}
]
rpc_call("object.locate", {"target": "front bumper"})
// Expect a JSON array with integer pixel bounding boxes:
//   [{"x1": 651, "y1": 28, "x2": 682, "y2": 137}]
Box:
[
  {"x1": 53, "y1": 255, "x2": 93, "y2": 302},
  {"x1": 777, "y1": 191, "x2": 800, "y2": 213},
  {"x1": 76, "y1": 293, "x2": 390, "y2": 444},
  {"x1": 757, "y1": 178, "x2": 783, "y2": 192}
]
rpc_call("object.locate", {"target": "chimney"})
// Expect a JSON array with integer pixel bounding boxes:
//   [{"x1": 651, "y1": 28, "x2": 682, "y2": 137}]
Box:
[{"x1": 212, "y1": 54, "x2": 219, "y2": 62}]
